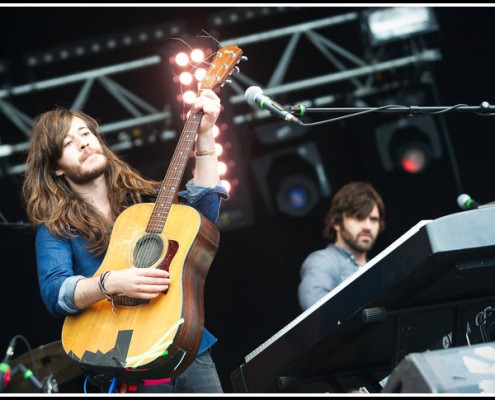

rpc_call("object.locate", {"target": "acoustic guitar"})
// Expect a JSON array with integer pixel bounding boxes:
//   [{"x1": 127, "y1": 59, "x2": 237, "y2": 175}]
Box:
[{"x1": 61, "y1": 45, "x2": 244, "y2": 383}]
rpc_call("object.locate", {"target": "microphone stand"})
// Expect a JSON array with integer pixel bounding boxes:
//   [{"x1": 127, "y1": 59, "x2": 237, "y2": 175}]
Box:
[
  {"x1": 286, "y1": 101, "x2": 495, "y2": 125},
  {"x1": 284, "y1": 100, "x2": 495, "y2": 210},
  {"x1": 10, "y1": 364, "x2": 44, "y2": 392}
]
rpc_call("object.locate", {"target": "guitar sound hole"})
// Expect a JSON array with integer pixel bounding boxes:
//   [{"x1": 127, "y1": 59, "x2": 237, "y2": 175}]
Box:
[{"x1": 133, "y1": 233, "x2": 164, "y2": 268}]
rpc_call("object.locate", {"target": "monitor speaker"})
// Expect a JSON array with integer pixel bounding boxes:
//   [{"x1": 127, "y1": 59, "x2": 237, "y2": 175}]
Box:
[{"x1": 382, "y1": 342, "x2": 495, "y2": 393}]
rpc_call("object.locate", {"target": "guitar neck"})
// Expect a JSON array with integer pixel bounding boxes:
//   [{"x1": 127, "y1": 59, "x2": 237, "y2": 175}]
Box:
[{"x1": 146, "y1": 110, "x2": 204, "y2": 234}]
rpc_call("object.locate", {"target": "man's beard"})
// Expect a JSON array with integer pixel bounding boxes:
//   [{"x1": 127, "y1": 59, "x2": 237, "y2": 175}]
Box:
[
  {"x1": 340, "y1": 226, "x2": 375, "y2": 254},
  {"x1": 63, "y1": 156, "x2": 109, "y2": 185}
]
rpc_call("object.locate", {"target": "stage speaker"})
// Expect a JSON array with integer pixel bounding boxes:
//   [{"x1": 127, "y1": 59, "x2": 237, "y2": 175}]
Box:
[{"x1": 382, "y1": 342, "x2": 495, "y2": 393}]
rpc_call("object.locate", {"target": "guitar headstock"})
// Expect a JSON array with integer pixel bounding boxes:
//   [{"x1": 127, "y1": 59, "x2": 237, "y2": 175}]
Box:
[{"x1": 200, "y1": 45, "x2": 244, "y2": 91}]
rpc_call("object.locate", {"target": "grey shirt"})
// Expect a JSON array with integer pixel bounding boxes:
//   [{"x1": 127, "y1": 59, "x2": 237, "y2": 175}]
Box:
[{"x1": 298, "y1": 243, "x2": 359, "y2": 311}]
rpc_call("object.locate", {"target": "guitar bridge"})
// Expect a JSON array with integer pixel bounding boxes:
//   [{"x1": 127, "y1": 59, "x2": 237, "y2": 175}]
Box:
[{"x1": 111, "y1": 295, "x2": 150, "y2": 306}]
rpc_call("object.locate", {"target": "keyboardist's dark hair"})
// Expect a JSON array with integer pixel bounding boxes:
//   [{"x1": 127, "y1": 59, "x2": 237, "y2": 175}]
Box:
[{"x1": 322, "y1": 181, "x2": 385, "y2": 242}]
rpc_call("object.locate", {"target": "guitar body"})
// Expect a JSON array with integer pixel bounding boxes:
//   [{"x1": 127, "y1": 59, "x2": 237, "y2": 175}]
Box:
[{"x1": 61, "y1": 203, "x2": 220, "y2": 382}]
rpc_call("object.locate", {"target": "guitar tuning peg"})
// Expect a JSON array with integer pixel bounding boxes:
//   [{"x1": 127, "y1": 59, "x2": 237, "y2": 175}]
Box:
[
  {"x1": 240, "y1": 56, "x2": 248, "y2": 62},
  {"x1": 232, "y1": 66, "x2": 240, "y2": 74},
  {"x1": 221, "y1": 79, "x2": 232, "y2": 87}
]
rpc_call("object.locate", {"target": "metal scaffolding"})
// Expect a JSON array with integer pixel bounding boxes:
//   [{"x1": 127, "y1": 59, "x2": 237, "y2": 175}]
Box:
[
  {"x1": 0, "y1": 9, "x2": 442, "y2": 175},
  {"x1": 218, "y1": 11, "x2": 442, "y2": 124},
  {"x1": 0, "y1": 55, "x2": 174, "y2": 176}
]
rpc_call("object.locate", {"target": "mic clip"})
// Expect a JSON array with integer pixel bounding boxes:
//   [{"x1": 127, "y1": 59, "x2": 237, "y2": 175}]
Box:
[{"x1": 288, "y1": 105, "x2": 306, "y2": 116}]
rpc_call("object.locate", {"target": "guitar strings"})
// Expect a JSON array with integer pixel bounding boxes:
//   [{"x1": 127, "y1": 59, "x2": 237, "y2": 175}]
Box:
[{"x1": 136, "y1": 110, "x2": 199, "y2": 288}]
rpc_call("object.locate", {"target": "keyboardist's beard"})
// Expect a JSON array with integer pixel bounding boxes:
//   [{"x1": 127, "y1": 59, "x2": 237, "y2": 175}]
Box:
[{"x1": 340, "y1": 226, "x2": 376, "y2": 254}]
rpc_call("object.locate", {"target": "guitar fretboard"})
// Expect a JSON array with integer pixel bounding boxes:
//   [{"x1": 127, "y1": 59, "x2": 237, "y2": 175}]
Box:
[{"x1": 147, "y1": 111, "x2": 203, "y2": 233}]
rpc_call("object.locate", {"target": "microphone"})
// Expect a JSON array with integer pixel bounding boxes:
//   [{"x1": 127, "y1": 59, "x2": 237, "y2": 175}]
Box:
[
  {"x1": 0, "y1": 337, "x2": 16, "y2": 393},
  {"x1": 245, "y1": 86, "x2": 303, "y2": 125},
  {"x1": 457, "y1": 193, "x2": 481, "y2": 210}
]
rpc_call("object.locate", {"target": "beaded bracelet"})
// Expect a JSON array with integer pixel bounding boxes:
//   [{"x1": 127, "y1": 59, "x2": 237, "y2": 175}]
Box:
[
  {"x1": 98, "y1": 271, "x2": 113, "y2": 298},
  {"x1": 195, "y1": 149, "x2": 216, "y2": 157}
]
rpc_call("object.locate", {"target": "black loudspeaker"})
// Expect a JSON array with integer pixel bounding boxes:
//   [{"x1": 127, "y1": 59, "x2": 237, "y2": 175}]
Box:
[{"x1": 382, "y1": 342, "x2": 495, "y2": 393}]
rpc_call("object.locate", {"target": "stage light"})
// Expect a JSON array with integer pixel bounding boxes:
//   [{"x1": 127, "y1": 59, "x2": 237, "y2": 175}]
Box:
[
  {"x1": 23, "y1": 21, "x2": 184, "y2": 69},
  {"x1": 397, "y1": 143, "x2": 430, "y2": 174},
  {"x1": 179, "y1": 71, "x2": 193, "y2": 85},
  {"x1": 212, "y1": 125, "x2": 220, "y2": 138},
  {"x1": 59, "y1": 49, "x2": 70, "y2": 59},
  {"x1": 208, "y1": 7, "x2": 300, "y2": 28},
  {"x1": 221, "y1": 179, "x2": 231, "y2": 193},
  {"x1": 190, "y1": 49, "x2": 205, "y2": 63},
  {"x1": 194, "y1": 68, "x2": 207, "y2": 82},
  {"x1": 375, "y1": 115, "x2": 442, "y2": 174},
  {"x1": 214, "y1": 143, "x2": 223, "y2": 156},
  {"x1": 218, "y1": 161, "x2": 227, "y2": 176},
  {"x1": 275, "y1": 173, "x2": 320, "y2": 218},
  {"x1": 174, "y1": 52, "x2": 189, "y2": 67},
  {"x1": 90, "y1": 42, "x2": 101, "y2": 53},
  {"x1": 168, "y1": 44, "x2": 249, "y2": 228},
  {"x1": 123, "y1": 36, "x2": 133, "y2": 46},
  {"x1": 191, "y1": 45, "x2": 254, "y2": 225},
  {"x1": 363, "y1": 7, "x2": 439, "y2": 46},
  {"x1": 138, "y1": 32, "x2": 149, "y2": 42},
  {"x1": 251, "y1": 141, "x2": 331, "y2": 218},
  {"x1": 183, "y1": 90, "x2": 197, "y2": 104}
]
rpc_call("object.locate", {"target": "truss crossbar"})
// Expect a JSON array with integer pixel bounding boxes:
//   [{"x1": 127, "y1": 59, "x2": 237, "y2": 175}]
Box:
[
  {"x1": 229, "y1": 49, "x2": 442, "y2": 105},
  {"x1": 220, "y1": 12, "x2": 359, "y2": 47},
  {"x1": 0, "y1": 56, "x2": 161, "y2": 98},
  {"x1": 0, "y1": 55, "x2": 166, "y2": 150}
]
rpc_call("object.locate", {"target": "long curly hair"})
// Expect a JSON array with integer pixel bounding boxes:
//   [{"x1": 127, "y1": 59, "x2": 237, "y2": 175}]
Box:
[
  {"x1": 322, "y1": 181, "x2": 385, "y2": 243},
  {"x1": 22, "y1": 107, "x2": 160, "y2": 255}
]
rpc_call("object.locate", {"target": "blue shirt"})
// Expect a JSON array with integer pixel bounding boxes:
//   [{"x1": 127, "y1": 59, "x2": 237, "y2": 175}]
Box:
[
  {"x1": 35, "y1": 181, "x2": 228, "y2": 355},
  {"x1": 297, "y1": 243, "x2": 359, "y2": 311}
]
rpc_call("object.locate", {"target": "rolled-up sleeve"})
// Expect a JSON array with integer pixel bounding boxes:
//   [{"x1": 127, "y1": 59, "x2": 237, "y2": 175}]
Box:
[
  {"x1": 178, "y1": 180, "x2": 229, "y2": 224},
  {"x1": 36, "y1": 225, "x2": 82, "y2": 318}
]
